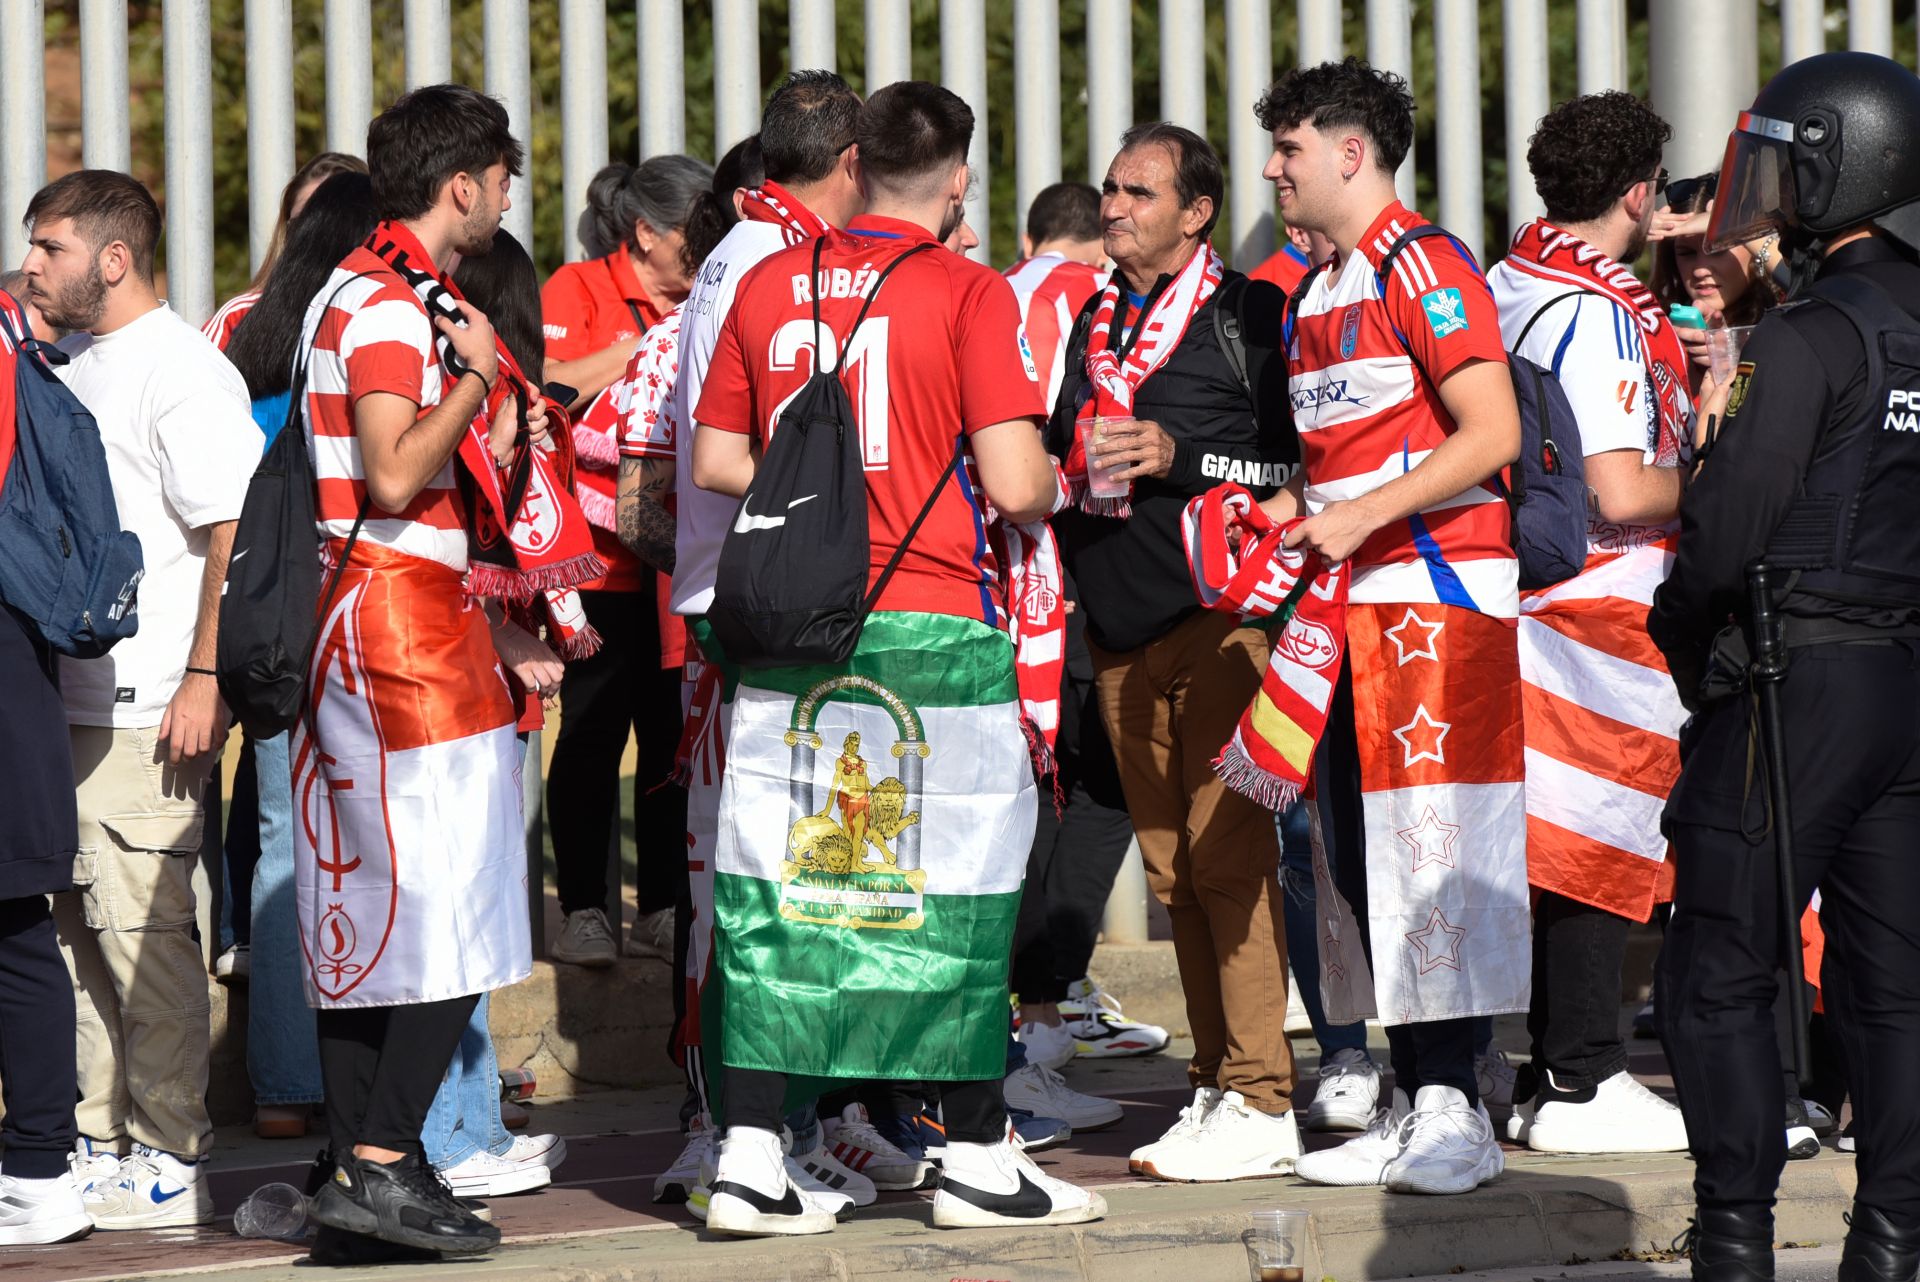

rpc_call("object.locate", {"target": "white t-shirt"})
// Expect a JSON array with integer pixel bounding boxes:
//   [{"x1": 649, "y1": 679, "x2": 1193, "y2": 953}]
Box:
[
  {"x1": 57, "y1": 304, "x2": 262, "y2": 726},
  {"x1": 1488, "y1": 264, "x2": 1680, "y2": 548},
  {"x1": 667, "y1": 220, "x2": 794, "y2": 617}
]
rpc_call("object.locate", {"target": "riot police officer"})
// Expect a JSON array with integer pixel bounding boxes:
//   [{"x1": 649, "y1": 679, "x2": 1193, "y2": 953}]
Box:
[{"x1": 1648, "y1": 51, "x2": 1920, "y2": 1282}]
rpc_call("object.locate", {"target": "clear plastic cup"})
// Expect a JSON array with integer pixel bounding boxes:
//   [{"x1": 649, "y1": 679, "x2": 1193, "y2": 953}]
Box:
[
  {"x1": 1706, "y1": 323, "x2": 1756, "y2": 385},
  {"x1": 1245, "y1": 1208, "x2": 1311, "y2": 1282},
  {"x1": 1082, "y1": 416, "x2": 1133, "y2": 500},
  {"x1": 232, "y1": 1182, "x2": 309, "y2": 1241}
]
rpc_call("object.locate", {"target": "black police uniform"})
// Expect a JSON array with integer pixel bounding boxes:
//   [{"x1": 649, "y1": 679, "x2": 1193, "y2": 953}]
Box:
[{"x1": 1647, "y1": 236, "x2": 1920, "y2": 1240}]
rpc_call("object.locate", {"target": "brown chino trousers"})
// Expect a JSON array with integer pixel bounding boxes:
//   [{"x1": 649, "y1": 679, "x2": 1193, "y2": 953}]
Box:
[{"x1": 1090, "y1": 609, "x2": 1293, "y2": 1114}]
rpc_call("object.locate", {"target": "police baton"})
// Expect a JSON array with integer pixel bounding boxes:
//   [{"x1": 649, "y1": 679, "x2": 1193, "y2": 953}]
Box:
[{"x1": 1745, "y1": 559, "x2": 1812, "y2": 1087}]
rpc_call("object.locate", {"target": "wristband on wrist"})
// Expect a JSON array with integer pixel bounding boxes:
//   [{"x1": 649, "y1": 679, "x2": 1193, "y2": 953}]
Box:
[
  {"x1": 184, "y1": 666, "x2": 217, "y2": 677},
  {"x1": 459, "y1": 366, "x2": 495, "y2": 393}
]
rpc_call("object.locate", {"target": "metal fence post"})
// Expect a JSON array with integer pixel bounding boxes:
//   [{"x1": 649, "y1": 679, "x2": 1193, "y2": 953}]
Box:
[
  {"x1": 1159, "y1": 0, "x2": 1206, "y2": 136},
  {"x1": 403, "y1": 0, "x2": 451, "y2": 89},
  {"x1": 1297, "y1": 0, "x2": 1343, "y2": 67},
  {"x1": 1085, "y1": 0, "x2": 1132, "y2": 183},
  {"x1": 245, "y1": 0, "x2": 296, "y2": 278},
  {"x1": 1013, "y1": 0, "x2": 1062, "y2": 238},
  {"x1": 638, "y1": 0, "x2": 686, "y2": 158},
  {"x1": 1577, "y1": 0, "x2": 1627, "y2": 94},
  {"x1": 1502, "y1": 0, "x2": 1548, "y2": 237},
  {"x1": 1849, "y1": 0, "x2": 1893, "y2": 56},
  {"x1": 790, "y1": 0, "x2": 836, "y2": 73},
  {"x1": 1100, "y1": 838, "x2": 1149, "y2": 946},
  {"x1": 325, "y1": 0, "x2": 373, "y2": 156},
  {"x1": 0, "y1": 0, "x2": 46, "y2": 263},
  {"x1": 1433, "y1": 0, "x2": 1483, "y2": 262},
  {"x1": 79, "y1": 0, "x2": 131, "y2": 173},
  {"x1": 162, "y1": 0, "x2": 215, "y2": 326},
  {"x1": 941, "y1": 0, "x2": 990, "y2": 262},
  {"x1": 1650, "y1": 0, "x2": 1759, "y2": 184},
  {"x1": 1224, "y1": 0, "x2": 1273, "y2": 268},
  {"x1": 713, "y1": 0, "x2": 762, "y2": 161},
  {"x1": 559, "y1": 0, "x2": 608, "y2": 262},
  {"x1": 1366, "y1": 0, "x2": 1416, "y2": 208},
  {"x1": 485, "y1": 0, "x2": 534, "y2": 251},
  {"x1": 865, "y1": 0, "x2": 912, "y2": 92}
]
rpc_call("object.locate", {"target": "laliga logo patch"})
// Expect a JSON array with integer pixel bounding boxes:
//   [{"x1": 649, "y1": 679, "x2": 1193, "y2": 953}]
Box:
[
  {"x1": 1421, "y1": 287, "x2": 1469, "y2": 339},
  {"x1": 1340, "y1": 303, "x2": 1363, "y2": 360},
  {"x1": 1017, "y1": 328, "x2": 1038, "y2": 382},
  {"x1": 1279, "y1": 616, "x2": 1340, "y2": 671}
]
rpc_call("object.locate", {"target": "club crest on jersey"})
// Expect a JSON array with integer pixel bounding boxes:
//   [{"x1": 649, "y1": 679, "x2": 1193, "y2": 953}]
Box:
[
  {"x1": 1339, "y1": 303, "x2": 1363, "y2": 360},
  {"x1": 1421, "y1": 288, "x2": 1468, "y2": 338}
]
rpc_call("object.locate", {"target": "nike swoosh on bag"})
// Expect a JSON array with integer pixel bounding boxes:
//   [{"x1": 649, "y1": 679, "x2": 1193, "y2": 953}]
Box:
[{"x1": 730, "y1": 494, "x2": 819, "y2": 534}]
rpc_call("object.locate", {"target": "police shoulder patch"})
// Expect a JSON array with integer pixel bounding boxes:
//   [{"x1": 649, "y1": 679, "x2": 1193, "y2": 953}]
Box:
[{"x1": 1726, "y1": 360, "x2": 1755, "y2": 418}]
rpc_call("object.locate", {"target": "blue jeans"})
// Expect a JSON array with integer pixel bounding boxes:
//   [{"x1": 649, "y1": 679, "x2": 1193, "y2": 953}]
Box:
[
  {"x1": 247, "y1": 732, "x2": 322, "y2": 1107},
  {"x1": 1278, "y1": 803, "x2": 1369, "y2": 1058},
  {"x1": 422, "y1": 994, "x2": 512, "y2": 1169}
]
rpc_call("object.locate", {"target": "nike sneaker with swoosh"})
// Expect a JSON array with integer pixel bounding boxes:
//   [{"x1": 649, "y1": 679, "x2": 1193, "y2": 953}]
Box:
[
  {"x1": 307, "y1": 1153, "x2": 499, "y2": 1255},
  {"x1": 706, "y1": 1126, "x2": 838, "y2": 1237},
  {"x1": 0, "y1": 1172, "x2": 92, "y2": 1245},
  {"x1": 81, "y1": 1143, "x2": 213, "y2": 1229},
  {"x1": 933, "y1": 1130, "x2": 1106, "y2": 1229}
]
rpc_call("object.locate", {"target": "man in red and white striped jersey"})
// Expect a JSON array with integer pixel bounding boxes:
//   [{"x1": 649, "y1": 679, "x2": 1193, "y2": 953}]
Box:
[
  {"x1": 1255, "y1": 59, "x2": 1529, "y2": 1197},
  {"x1": 1488, "y1": 92, "x2": 1692, "y2": 1159},
  {"x1": 1003, "y1": 182, "x2": 1107, "y2": 416}
]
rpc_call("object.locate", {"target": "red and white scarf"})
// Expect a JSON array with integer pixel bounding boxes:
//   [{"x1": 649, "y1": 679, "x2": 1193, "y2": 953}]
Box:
[
  {"x1": 1182, "y1": 483, "x2": 1349, "y2": 810},
  {"x1": 737, "y1": 181, "x2": 832, "y2": 245},
  {"x1": 364, "y1": 227, "x2": 604, "y2": 655},
  {"x1": 1066, "y1": 243, "x2": 1225, "y2": 517},
  {"x1": 1504, "y1": 218, "x2": 1691, "y2": 466}
]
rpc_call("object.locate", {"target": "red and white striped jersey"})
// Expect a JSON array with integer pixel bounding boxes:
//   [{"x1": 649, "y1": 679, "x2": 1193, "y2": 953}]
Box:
[
  {"x1": 298, "y1": 227, "x2": 467, "y2": 572},
  {"x1": 203, "y1": 289, "x2": 260, "y2": 352},
  {"x1": 1289, "y1": 202, "x2": 1517, "y2": 616},
  {"x1": 1002, "y1": 252, "x2": 1105, "y2": 417}
]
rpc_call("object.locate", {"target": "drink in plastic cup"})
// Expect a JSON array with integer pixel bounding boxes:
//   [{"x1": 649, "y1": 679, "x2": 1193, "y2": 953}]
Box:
[
  {"x1": 1245, "y1": 1209, "x2": 1310, "y2": 1282},
  {"x1": 1083, "y1": 415, "x2": 1133, "y2": 500},
  {"x1": 1706, "y1": 323, "x2": 1756, "y2": 385}
]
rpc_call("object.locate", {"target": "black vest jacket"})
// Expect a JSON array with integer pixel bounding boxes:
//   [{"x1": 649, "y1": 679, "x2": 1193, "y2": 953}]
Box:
[{"x1": 1765, "y1": 272, "x2": 1920, "y2": 616}]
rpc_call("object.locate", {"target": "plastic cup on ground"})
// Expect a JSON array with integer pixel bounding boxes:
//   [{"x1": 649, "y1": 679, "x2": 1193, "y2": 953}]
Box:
[
  {"x1": 1082, "y1": 416, "x2": 1133, "y2": 500},
  {"x1": 1245, "y1": 1208, "x2": 1311, "y2": 1282},
  {"x1": 232, "y1": 1182, "x2": 309, "y2": 1241}
]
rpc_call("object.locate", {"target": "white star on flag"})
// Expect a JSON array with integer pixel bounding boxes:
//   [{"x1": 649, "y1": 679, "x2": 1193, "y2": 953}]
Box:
[
  {"x1": 1404, "y1": 906, "x2": 1468, "y2": 974},
  {"x1": 1397, "y1": 805, "x2": 1461, "y2": 872},
  {"x1": 1391, "y1": 705, "x2": 1451, "y2": 767},
  {"x1": 1384, "y1": 608, "x2": 1444, "y2": 666}
]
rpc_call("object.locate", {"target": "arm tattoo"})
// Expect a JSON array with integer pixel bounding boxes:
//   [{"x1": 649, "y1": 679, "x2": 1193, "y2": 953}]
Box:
[{"x1": 616, "y1": 455, "x2": 677, "y2": 573}]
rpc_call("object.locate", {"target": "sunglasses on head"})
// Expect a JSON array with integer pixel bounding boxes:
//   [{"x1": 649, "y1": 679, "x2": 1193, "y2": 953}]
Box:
[{"x1": 1665, "y1": 174, "x2": 1717, "y2": 213}]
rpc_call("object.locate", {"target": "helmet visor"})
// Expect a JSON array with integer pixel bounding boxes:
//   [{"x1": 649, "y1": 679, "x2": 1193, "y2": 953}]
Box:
[{"x1": 1706, "y1": 113, "x2": 1797, "y2": 251}]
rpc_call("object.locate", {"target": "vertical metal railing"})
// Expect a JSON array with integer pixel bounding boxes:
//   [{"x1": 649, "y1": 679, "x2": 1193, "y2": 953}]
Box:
[
  {"x1": 1850, "y1": 0, "x2": 1894, "y2": 55},
  {"x1": 559, "y1": 0, "x2": 608, "y2": 263},
  {"x1": 790, "y1": 0, "x2": 837, "y2": 73},
  {"x1": 940, "y1": 0, "x2": 991, "y2": 261},
  {"x1": 80, "y1": 0, "x2": 131, "y2": 173},
  {"x1": 1223, "y1": 0, "x2": 1273, "y2": 267},
  {"x1": 486, "y1": 0, "x2": 535, "y2": 252},
  {"x1": 1085, "y1": 0, "x2": 1132, "y2": 185},
  {"x1": 1502, "y1": 0, "x2": 1548, "y2": 235},
  {"x1": 245, "y1": 0, "x2": 296, "y2": 277},
  {"x1": 1298, "y1": 0, "x2": 1343, "y2": 68},
  {"x1": 638, "y1": 0, "x2": 686, "y2": 159},
  {"x1": 1578, "y1": 0, "x2": 1628, "y2": 93},
  {"x1": 865, "y1": 0, "x2": 912, "y2": 95},
  {"x1": 1780, "y1": 0, "x2": 1827, "y2": 66},
  {"x1": 1366, "y1": 0, "x2": 1417, "y2": 206},
  {"x1": 1650, "y1": 1, "x2": 1760, "y2": 183},
  {"x1": 712, "y1": 0, "x2": 762, "y2": 162},
  {"x1": 162, "y1": 0, "x2": 214, "y2": 325},
  {"x1": 1, "y1": 1, "x2": 46, "y2": 260},
  {"x1": 1013, "y1": 0, "x2": 1061, "y2": 239},
  {"x1": 404, "y1": 0, "x2": 452, "y2": 90},
  {"x1": 1159, "y1": 0, "x2": 1206, "y2": 139},
  {"x1": 324, "y1": 0, "x2": 373, "y2": 157}
]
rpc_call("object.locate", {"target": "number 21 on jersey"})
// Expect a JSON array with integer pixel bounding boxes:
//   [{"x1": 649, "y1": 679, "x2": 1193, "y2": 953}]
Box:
[{"x1": 767, "y1": 317, "x2": 892, "y2": 470}]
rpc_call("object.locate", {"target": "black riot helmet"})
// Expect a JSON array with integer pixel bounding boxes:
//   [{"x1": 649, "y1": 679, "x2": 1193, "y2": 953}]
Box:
[{"x1": 1708, "y1": 51, "x2": 1920, "y2": 255}]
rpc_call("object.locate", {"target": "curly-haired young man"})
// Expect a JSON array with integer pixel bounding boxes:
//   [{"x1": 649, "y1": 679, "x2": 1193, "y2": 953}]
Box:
[
  {"x1": 1485, "y1": 91, "x2": 1694, "y2": 1158},
  {"x1": 1253, "y1": 57, "x2": 1529, "y2": 1196}
]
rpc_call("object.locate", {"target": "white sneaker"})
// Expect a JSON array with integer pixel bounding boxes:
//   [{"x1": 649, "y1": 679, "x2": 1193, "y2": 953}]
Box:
[
  {"x1": 625, "y1": 906, "x2": 675, "y2": 961},
  {"x1": 68, "y1": 1137, "x2": 123, "y2": 1195},
  {"x1": 1003, "y1": 1062, "x2": 1123, "y2": 1132},
  {"x1": 686, "y1": 1149, "x2": 717, "y2": 1222},
  {"x1": 1306, "y1": 1048, "x2": 1381, "y2": 1132},
  {"x1": 1475, "y1": 1049, "x2": 1518, "y2": 1116},
  {"x1": 504, "y1": 1132, "x2": 568, "y2": 1171},
  {"x1": 1013, "y1": 1019, "x2": 1076, "y2": 1071},
  {"x1": 82, "y1": 1144, "x2": 213, "y2": 1228},
  {"x1": 822, "y1": 1104, "x2": 932, "y2": 1191},
  {"x1": 1525, "y1": 1071, "x2": 1688, "y2": 1154},
  {"x1": 1285, "y1": 975, "x2": 1313, "y2": 1037},
  {"x1": 1138, "y1": 1091, "x2": 1301, "y2": 1182},
  {"x1": 1295, "y1": 1088, "x2": 1412, "y2": 1187},
  {"x1": 706, "y1": 1127, "x2": 837, "y2": 1237},
  {"x1": 1129, "y1": 1086, "x2": 1222, "y2": 1174},
  {"x1": 550, "y1": 908, "x2": 617, "y2": 968},
  {"x1": 1059, "y1": 978, "x2": 1172, "y2": 1058},
  {"x1": 933, "y1": 1132, "x2": 1105, "y2": 1228},
  {"x1": 788, "y1": 1126, "x2": 876, "y2": 1208},
  {"x1": 1384, "y1": 1085, "x2": 1504, "y2": 1195},
  {"x1": 439, "y1": 1142, "x2": 554, "y2": 1197},
  {"x1": 214, "y1": 944, "x2": 250, "y2": 984},
  {"x1": 654, "y1": 1117, "x2": 712, "y2": 1203},
  {"x1": 0, "y1": 1172, "x2": 92, "y2": 1245}
]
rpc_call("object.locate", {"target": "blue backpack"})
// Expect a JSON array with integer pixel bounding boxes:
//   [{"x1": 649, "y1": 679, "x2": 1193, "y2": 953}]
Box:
[{"x1": 0, "y1": 303, "x2": 144, "y2": 657}]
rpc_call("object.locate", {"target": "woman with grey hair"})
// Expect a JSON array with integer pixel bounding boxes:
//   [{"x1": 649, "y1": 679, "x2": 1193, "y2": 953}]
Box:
[{"x1": 541, "y1": 154, "x2": 714, "y2": 408}]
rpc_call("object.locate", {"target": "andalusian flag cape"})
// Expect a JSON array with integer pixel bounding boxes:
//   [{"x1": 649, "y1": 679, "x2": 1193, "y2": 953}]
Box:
[{"x1": 713, "y1": 612, "x2": 1036, "y2": 1082}]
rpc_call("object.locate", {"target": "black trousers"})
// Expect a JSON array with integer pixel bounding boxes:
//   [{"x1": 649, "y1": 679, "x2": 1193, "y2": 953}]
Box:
[
  {"x1": 1010, "y1": 670, "x2": 1135, "y2": 1004},
  {"x1": 724, "y1": 1066, "x2": 1008, "y2": 1144},
  {"x1": 1527, "y1": 891, "x2": 1632, "y2": 1088},
  {"x1": 224, "y1": 736, "x2": 259, "y2": 948},
  {"x1": 1658, "y1": 639, "x2": 1920, "y2": 1227},
  {"x1": 317, "y1": 994, "x2": 478, "y2": 1156},
  {"x1": 1317, "y1": 662, "x2": 1478, "y2": 1105},
  {"x1": 547, "y1": 587, "x2": 687, "y2": 919},
  {"x1": 0, "y1": 897, "x2": 77, "y2": 1178}
]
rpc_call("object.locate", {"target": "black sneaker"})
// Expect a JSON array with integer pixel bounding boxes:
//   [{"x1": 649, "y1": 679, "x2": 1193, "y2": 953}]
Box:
[
  {"x1": 308, "y1": 1224, "x2": 439, "y2": 1266},
  {"x1": 1785, "y1": 1096, "x2": 1825, "y2": 1159},
  {"x1": 308, "y1": 1153, "x2": 501, "y2": 1256}
]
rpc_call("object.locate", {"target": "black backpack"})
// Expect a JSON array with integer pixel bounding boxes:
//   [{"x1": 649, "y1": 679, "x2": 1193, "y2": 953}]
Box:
[
  {"x1": 708, "y1": 239, "x2": 954, "y2": 669},
  {"x1": 216, "y1": 274, "x2": 373, "y2": 737},
  {"x1": 1288, "y1": 226, "x2": 1590, "y2": 590},
  {"x1": 0, "y1": 303, "x2": 144, "y2": 657}
]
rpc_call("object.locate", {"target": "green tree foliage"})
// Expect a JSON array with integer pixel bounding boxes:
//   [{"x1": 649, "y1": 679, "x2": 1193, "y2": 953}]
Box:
[{"x1": 40, "y1": 1, "x2": 1920, "y2": 302}]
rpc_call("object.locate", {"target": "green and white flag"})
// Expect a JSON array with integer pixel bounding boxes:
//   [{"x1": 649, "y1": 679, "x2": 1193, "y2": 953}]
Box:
[{"x1": 713, "y1": 611, "x2": 1036, "y2": 1083}]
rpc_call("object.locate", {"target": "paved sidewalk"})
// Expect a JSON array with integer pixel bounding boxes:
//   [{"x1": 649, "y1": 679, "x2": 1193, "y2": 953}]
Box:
[{"x1": 14, "y1": 1022, "x2": 1857, "y2": 1282}]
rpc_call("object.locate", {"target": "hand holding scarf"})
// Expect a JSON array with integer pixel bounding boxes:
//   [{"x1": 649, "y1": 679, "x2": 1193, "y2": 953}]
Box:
[{"x1": 1182, "y1": 483, "x2": 1349, "y2": 810}]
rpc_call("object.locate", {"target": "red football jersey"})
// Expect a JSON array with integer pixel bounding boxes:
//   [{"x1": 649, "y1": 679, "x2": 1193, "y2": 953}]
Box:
[{"x1": 695, "y1": 215, "x2": 1046, "y2": 625}]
